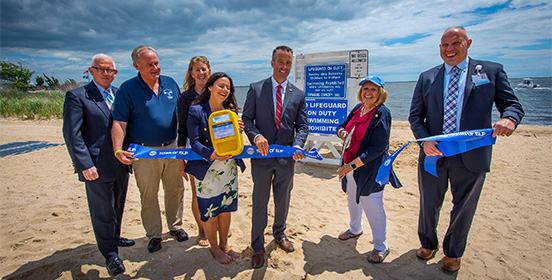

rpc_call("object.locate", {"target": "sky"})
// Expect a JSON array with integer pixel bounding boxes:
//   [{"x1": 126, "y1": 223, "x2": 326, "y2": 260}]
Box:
[{"x1": 1, "y1": 0, "x2": 551, "y2": 87}]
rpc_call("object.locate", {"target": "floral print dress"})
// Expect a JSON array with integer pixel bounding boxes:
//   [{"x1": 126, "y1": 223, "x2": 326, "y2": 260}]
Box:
[{"x1": 195, "y1": 159, "x2": 239, "y2": 222}]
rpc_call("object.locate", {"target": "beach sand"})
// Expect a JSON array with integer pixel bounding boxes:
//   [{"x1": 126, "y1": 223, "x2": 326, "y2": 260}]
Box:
[{"x1": 0, "y1": 118, "x2": 550, "y2": 279}]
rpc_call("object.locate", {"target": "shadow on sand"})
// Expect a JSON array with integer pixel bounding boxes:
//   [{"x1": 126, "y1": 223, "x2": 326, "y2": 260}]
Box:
[
  {"x1": 302, "y1": 235, "x2": 458, "y2": 279},
  {"x1": 5, "y1": 233, "x2": 460, "y2": 279}
]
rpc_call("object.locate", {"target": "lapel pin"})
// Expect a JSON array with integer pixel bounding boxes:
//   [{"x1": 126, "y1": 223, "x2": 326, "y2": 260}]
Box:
[{"x1": 475, "y1": 65, "x2": 482, "y2": 75}]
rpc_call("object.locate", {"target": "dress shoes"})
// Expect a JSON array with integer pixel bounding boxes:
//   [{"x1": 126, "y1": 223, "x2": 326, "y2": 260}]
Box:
[
  {"x1": 106, "y1": 256, "x2": 125, "y2": 275},
  {"x1": 416, "y1": 247, "x2": 437, "y2": 260},
  {"x1": 147, "y1": 237, "x2": 162, "y2": 253},
  {"x1": 116, "y1": 237, "x2": 135, "y2": 247},
  {"x1": 251, "y1": 250, "x2": 265, "y2": 269},
  {"x1": 275, "y1": 237, "x2": 295, "y2": 252},
  {"x1": 442, "y1": 256, "x2": 461, "y2": 272},
  {"x1": 170, "y1": 229, "x2": 189, "y2": 242}
]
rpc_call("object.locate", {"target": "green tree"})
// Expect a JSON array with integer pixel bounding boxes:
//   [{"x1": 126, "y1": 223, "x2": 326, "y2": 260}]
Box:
[
  {"x1": 43, "y1": 74, "x2": 60, "y2": 87},
  {"x1": 35, "y1": 76, "x2": 45, "y2": 87},
  {"x1": 0, "y1": 60, "x2": 35, "y2": 90}
]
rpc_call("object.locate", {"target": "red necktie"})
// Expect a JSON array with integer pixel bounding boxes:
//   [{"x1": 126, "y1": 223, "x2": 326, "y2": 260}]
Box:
[{"x1": 276, "y1": 85, "x2": 282, "y2": 129}]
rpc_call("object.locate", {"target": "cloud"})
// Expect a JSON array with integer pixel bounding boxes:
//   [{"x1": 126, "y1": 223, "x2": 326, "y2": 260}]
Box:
[{"x1": 1, "y1": 0, "x2": 551, "y2": 86}]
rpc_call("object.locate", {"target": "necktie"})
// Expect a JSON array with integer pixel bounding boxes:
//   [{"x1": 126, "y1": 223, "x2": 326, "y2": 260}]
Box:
[
  {"x1": 276, "y1": 85, "x2": 283, "y2": 129},
  {"x1": 105, "y1": 89, "x2": 115, "y2": 111},
  {"x1": 443, "y1": 66, "x2": 460, "y2": 134}
]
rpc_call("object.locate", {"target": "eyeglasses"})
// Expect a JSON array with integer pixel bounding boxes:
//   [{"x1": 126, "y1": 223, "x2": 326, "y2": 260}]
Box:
[
  {"x1": 91, "y1": 66, "x2": 116, "y2": 74},
  {"x1": 192, "y1": 56, "x2": 207, "y2": 60}
]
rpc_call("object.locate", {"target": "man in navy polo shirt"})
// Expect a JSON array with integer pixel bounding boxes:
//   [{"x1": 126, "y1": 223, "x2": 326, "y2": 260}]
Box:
[{"x1": 112, "y1": 45, "x2": 188, "y2": 253}]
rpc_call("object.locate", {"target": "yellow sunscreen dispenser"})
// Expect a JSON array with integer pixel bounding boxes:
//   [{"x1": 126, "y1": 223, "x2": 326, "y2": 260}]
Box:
[{"x1": 209, "y1": 109, "x2": 244, "y2": 156}]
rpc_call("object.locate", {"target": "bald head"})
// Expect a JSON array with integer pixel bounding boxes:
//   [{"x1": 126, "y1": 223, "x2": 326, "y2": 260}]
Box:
[
  {"x1": 440, "y1": 26, "x2": 472, "y2": 66},
  {"x1": 443, "y1": 26, "x2": 469, "y2": 40}
]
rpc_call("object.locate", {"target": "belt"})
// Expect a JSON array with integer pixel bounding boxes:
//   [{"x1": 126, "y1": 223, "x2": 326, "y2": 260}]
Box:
[{"x1": 138, "y1": 140, "x2": 174, "y2": 147}]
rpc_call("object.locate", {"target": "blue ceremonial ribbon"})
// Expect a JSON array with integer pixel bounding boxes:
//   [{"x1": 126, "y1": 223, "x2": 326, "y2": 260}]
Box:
[
  {"x1": 376, "y1": 128, "x2": 496, "y2": 185},
  {"x1": 127, "y1": 143, "x2": 323, "y2": 161},
  {"x1": 128, "y1": 144, "x2": 203, "y2": 160}
]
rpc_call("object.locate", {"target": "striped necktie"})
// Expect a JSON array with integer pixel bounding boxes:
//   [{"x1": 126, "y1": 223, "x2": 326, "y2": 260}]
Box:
[
  {"x1": 443, "y1": 66, "x2": 460, "y2": 134},
  {"x1": 104, "y1": 89, "x2": 115, "y2": 111},
  {"x1": 276, "y1": 85, "x2": 282, "y2": 129}
]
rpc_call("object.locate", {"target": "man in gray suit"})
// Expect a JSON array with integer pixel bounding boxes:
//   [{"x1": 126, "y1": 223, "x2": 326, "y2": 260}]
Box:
[
  {"x1": 63, "y1": 54, "x2": 132, "y2": 275},
  {"x1": 243, "y1": 45, "x2": 309, "y2": 269}
]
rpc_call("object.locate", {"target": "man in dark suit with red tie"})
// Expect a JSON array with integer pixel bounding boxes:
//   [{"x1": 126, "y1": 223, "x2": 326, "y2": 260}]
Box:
[
  {"x1": 242, "y1": 45, "x2": 309, "y2": 269},
  {"x1": 408, "y1": 27, "x2": 524, "y2": 272},
  {"x1": 63, "y1": 54, "x2": 132, "y2": 275}
]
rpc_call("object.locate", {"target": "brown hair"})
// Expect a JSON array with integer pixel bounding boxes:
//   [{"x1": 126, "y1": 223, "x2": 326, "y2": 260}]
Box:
[
  {"x1": 193, "y1": 72, "x2": 240, "y2": 113},
  {"x1": 183, "y1": 56, "x2": 211, "y2": 91}
]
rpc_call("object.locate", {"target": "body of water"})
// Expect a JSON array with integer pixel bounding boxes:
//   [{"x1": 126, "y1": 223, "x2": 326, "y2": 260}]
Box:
[{"x1": 234, "y1": 77, "x2": 551, "y2": 126}]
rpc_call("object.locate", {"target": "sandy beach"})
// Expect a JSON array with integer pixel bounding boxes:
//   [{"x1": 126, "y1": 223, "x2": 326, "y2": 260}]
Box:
[{"x1": 0, "y1": 118, "x2": 550, "y2": 279}]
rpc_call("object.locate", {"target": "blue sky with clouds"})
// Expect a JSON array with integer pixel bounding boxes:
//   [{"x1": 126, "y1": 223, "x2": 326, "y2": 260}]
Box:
[{"x1": 1, "y1": 0, "x2": 551, "y2": 87}]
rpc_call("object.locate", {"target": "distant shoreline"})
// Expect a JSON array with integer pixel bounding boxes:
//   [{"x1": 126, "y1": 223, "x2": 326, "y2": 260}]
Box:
[{"x1": 233, "y1": 77, "x2": 552, "y2": 88}]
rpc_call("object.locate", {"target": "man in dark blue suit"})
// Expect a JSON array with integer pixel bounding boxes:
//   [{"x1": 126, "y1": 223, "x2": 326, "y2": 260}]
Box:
[
  {"x1": 409, "y1": 27, "x2": 524, "y2": 272},
  {"x1": 242, "y1": 45, "x2": 308, "y2": 268},
  {"x1": 63, "y1": 54, "x2": 132, "y2": 275}
]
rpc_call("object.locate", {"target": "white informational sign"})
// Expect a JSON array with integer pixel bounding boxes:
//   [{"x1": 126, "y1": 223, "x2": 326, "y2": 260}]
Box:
[{"x1": 349, "y1": 50, "x2": 369, "y2": 78}]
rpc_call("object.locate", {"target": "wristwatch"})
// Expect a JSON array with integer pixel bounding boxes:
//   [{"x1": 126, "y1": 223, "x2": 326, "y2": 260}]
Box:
[
  {"x1": 350, "y1": 162, "x2": 357, "y2": 170},
  {"x1": 506, "y1": 116, "x2": 518, "y2": 126}
]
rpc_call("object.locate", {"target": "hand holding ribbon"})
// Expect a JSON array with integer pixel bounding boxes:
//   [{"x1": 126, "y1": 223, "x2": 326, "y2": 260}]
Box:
[{"x1": 376, "y1": 128, "x2": 496, "y2": 185}]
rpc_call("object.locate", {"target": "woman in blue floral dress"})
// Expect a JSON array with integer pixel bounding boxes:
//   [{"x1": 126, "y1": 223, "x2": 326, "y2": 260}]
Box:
[{"x1": 185, "y1": 72, "x2": 246, "y2": 264}]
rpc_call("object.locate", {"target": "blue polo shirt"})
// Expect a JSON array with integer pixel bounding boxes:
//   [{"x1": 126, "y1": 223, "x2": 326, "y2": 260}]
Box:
[{"x1": 112, "y1": 73, "x2": 180, "y2": 145}]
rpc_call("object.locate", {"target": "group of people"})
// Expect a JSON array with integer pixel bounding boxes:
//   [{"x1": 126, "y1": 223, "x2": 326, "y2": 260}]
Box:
[
  {"x1": 63, "y1": 44, "x2": 307, "y2": 274},
  {"x1": 62, "y1": 26, "x2": 524, "y2": 276}
]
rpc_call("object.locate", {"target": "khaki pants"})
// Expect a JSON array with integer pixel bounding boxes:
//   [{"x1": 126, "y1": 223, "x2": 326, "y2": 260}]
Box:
[{"x1": 133, "y1": 141, "x2": 184, "y2": 239}]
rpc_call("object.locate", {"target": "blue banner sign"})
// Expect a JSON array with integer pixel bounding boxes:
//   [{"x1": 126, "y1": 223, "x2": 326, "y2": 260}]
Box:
[
  {"x1": 305, "y1": 64, "x2": 347, "y2": 99},
  {"x1": 376, "y1": 128, "x2": 496, "y2": 185},
  {"x1": 306, "y1": 99, "x2": 348, "y2": 134}
]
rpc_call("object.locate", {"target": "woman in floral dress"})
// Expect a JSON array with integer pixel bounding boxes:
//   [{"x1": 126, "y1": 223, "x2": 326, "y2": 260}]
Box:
[{"x1": 185, "y1": 72, "x2": 246, "y2": 264}]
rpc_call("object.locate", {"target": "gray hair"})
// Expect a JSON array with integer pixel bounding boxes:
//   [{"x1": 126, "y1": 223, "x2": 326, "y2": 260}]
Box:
[
  {"x1": 91, "y1": 53, "x2": 116, "y2": 68},
  {"x1": 131, "y1": 45, "x2": 157, "y2": 64}
]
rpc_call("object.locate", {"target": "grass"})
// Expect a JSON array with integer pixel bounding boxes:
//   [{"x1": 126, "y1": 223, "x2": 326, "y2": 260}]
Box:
[{"x1": 0, "y1": 89, "x2": 65, "y2": 119}]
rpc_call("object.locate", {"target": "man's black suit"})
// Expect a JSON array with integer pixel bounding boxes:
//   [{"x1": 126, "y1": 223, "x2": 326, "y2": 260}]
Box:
[
  {"x1": 63, "y1": 82, "x2": 130, "y2": 261},
  {"x1": 409, "y1": 58, "x2": 524, "y2": 257}
]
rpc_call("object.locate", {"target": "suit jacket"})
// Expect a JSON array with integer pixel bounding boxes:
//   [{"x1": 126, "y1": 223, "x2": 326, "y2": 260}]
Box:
[
  {"x1": 184, "y1": 102, "x2": 246, "y2": 180},
  {"x1": 177, "y1": 87, "x2": 199, "y2": 147},
  {"x1": 63, "y1": 82, "x2": 128, "y2": 182},
  {"x1": 242, "y1": 78, "x2": 309, "y2": 166},
  {"x1": 409, "y1": 58, "x2": 524, "y2": 173},
  {"x1": 337, "y1": 104, "x2": 402, "y2": 202}
]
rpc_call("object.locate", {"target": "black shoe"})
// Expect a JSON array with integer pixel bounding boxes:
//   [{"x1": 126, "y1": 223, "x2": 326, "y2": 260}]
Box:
[
  {"x1": 169, "y1": 229, "x2": 189, "y2": 242},
  {"x1": 147, "y1": 237, "x2": 162, "y2": 253},
  {"x1": 116, "y1": 237, "x2": 135, "y2": 247},
  {"x1": 106, "y1": 257, "x2": 125, "y2": 275}
]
